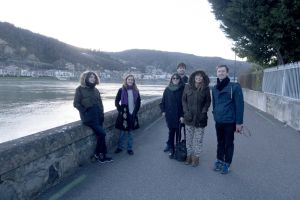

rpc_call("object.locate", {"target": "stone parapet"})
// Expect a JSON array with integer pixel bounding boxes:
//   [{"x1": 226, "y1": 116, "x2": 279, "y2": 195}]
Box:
[{"x1": 0, "y1": 97, "x2": 162, "y2": 200}]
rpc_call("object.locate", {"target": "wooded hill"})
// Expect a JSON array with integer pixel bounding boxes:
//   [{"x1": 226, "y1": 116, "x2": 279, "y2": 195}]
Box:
[{"x1": 0, "y1": 21, "x2": 250, "y2": 76}]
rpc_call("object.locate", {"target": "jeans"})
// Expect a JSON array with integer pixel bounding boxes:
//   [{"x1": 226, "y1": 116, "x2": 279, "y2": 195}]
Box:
[
  {"x1": 87, "y1": 124, "x2": 107, "y2": 155},
  {"x1": 167, "y1": 127, "x2": 180, "y2": 153},
  {"x1": 118, "y1": 130, "x2": 133, "y2": 150},
  {"x1": 215, "y1": 123, "x2": 235, "y2": 164}
]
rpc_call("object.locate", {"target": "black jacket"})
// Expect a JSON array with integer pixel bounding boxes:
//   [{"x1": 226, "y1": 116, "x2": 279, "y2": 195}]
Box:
[
  {"x1": 115, "y1": 88, "x2": 141, "y2": 131},
  {"x1": 160, "y1": 85, "x2": 184, "y2": 129}
]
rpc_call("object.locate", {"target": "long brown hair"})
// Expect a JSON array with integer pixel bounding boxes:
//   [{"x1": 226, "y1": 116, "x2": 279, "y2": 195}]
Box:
[{"x1": 123, "y1": 74, "x2": 139, "y2": 91}]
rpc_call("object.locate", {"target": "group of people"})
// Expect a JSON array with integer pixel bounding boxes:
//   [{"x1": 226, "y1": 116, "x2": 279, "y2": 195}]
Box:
[
  {"x1": 73, "y1": 63, "x2": 244, "y2": 175},
  {"x1": 73, "y1": 72, "x2": 141, "y2": 163}
]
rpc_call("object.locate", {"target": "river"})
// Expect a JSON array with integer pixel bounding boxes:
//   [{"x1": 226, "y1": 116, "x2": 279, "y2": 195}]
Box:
[{"x1": 0, "y1": 78, "x2": 166, "y2": 143}]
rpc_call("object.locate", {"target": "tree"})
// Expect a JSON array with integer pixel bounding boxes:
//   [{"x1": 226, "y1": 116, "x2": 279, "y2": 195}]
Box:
[{"x1": 208, "y1": 0, "x2": 300, "y2": 67}]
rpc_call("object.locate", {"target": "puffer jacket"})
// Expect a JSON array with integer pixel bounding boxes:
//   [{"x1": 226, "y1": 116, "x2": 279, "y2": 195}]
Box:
[
  {"x1": 182, "y1": 71, "x2": 211, "y2": 128},
  {"x1": 212, "y1": 82, "x2": 244, "y2": 124},
  {"x1": 73, "y1": 72, "x2": 104, "y2": 125}
]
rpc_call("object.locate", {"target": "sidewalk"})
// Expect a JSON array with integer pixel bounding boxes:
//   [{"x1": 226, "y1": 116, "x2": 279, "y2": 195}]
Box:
[{"x1": 38, "y1": 104, "x2": 300, "y2": 200}]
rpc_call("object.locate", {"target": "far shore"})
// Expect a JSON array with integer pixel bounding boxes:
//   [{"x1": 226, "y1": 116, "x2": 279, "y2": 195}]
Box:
[{"x1": 0, "y1": 76, "x2": 169, "y2": 85}]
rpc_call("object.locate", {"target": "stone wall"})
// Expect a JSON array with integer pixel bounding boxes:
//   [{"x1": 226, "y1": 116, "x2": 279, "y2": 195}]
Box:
[
  {"x1": 243, "y1": 89, "x2": 300, "y2": 131},
  {"x1": 0, "y1": 97, "x2": 162, "y2": 200}
]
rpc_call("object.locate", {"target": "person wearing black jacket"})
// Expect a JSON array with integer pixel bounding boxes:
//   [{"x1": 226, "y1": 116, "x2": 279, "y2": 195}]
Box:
[
  {"x1": 114, "y1": 75, "x2": 141, "y2": 155},
  {"x1": 73, "y1": 71, "x2": 113, "y2": 163},
  {"x1": 160, "y1": 73, "x2": 185, "y2": 158}
]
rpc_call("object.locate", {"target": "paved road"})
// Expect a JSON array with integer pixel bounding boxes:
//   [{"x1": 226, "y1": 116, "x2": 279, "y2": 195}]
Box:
[{"x1": 38, "y1": 104, "x2": 300, "y2": 200}]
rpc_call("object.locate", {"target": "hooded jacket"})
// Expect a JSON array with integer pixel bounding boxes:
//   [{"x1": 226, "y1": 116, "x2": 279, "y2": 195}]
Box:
[
  {"x1": 73, "y1": 71, "x2": 104, "y2": 125},
  {"x1": 182, "y1": 70, "x2": 211, "y2": 127}
]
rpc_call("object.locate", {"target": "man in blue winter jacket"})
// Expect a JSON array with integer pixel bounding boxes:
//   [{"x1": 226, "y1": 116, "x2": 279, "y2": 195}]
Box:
[{"x1": 212, "y1": 65, "x2": 244, "y2": 174}]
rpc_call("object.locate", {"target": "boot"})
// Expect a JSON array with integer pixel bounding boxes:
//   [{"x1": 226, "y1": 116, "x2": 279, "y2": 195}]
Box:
[
  {"x1": 185, "y1": 155, "x2": 192, "y2": 165},
  {"x1": 192, "y1": 156, "x2": 199, "y2": 167}
]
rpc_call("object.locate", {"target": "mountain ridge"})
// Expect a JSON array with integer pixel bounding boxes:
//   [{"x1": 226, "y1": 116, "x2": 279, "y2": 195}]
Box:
[{"x1": 0, "y1": 21, "x2": 251, "y2": 76}]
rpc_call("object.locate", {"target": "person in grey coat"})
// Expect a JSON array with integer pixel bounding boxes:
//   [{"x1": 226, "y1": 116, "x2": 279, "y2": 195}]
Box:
[
  {"x1": 160, "y1": 73, "x2": 185, "y2": 158},
  {"x1": 73, "y1": 71, "x2": 113, "y2": 163}
]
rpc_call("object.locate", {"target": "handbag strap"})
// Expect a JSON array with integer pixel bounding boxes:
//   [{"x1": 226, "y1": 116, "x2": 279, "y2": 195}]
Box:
[{"x1": 176, "y1": 123, "x2": 186, "y2": 143}]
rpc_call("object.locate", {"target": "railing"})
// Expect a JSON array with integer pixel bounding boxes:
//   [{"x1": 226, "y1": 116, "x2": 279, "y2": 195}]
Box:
[{"x1": 262, "y1": 62, "x2": 300, "y2": 100}]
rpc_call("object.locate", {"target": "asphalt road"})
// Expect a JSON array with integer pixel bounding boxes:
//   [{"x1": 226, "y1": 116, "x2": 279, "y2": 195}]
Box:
[{"x1": 38, "y1": 104, "x2": 300, "y2": 200}]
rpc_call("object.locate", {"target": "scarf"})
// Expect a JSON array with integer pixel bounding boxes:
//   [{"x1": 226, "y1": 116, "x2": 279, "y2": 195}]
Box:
[
  {"x1": 85, "y1": 80, "x2": 96, "y2": 88},
  {"x1": 216, "y1": 76, "x2": 230, "y2": 91},
  {"x1": 121, "y1": 86, "x2": 139, "y2": 105}
]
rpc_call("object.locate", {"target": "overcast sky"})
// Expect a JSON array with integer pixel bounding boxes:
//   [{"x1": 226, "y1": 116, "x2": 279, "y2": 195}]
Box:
[{"x1": 0, "y1": 0, "x2": 242, "y2": 60}]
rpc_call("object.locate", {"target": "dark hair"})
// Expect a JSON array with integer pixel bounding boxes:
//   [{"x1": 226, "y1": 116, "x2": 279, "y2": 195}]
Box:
[
  {"x1": 216, "y1": 65, "x2": 229, "y2": 72},
  {"x1": 169, "y1": 73, "x2": 183, "y2": 84},
  {"x1": 177, "y1": 62, "x2": 186, "y2": 69},
  {"x1": 85, "y1": 71, "x2": 100, "y2": 85}
]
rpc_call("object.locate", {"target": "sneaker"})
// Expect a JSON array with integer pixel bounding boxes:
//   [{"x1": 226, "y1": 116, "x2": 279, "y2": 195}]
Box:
[
  {"x1": 90, "y1": 154, "x2": 99, "y2": 162},
  {"x1": 221, "y1": 163, "x2": 230, "y2": 174},
  {"x1": 168, "y1": 150, "x2": 175, "y2": 159},
  {"x1": 114, "y1": 148, "x2": 123, "y2": 154},
  {"x1": 213, "y1": 160, "x2": 223, "y2": 171},
  {"x1": 127, "y1": 150, "x2": 134, "y2": 155},
  {"x1": 98, "y1": 154, "x2": 113, "y2": 163},
  {"x1": 163, "y1": 145, "x2": 170, "y2": 152}
]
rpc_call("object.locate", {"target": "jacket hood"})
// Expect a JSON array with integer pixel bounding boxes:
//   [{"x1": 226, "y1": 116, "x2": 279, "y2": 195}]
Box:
[
  {"x1": 79, "y1": 71, "x2": 99, "y2": 87},
  {"x1": 188, "y1": 70, "x2": 210, "y2": 89}
]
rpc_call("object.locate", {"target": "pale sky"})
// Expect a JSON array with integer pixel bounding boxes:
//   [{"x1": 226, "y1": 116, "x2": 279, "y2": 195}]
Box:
[{"x1": 0, "y1": 0, "x2": 242, "y2": 60}]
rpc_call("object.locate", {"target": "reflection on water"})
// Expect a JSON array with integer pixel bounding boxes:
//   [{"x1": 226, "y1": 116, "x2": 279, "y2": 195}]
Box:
[{"x1": 0, "y1": 79, "x2": 166, "y2": 143}]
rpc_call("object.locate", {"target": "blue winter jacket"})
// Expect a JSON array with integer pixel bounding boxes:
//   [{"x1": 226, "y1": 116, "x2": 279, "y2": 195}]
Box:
[{"x1": 212, "y1": 82, "x2": 244, "y2": 124}]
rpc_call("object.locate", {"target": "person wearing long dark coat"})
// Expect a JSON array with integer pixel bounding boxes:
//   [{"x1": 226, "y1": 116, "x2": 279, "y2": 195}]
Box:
[
  {"x1": 160, "y1": 73, "x2": 185, "y2": 158},
  {"x1": 73, "y1": 71, "x2": 113, "y2": 163},
  {"x1": 114, "y1": 74, "x2": 141, "y2": 155}
]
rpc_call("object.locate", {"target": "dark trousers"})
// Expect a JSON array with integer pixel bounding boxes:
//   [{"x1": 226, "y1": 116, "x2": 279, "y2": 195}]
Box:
[
  {"x1": 88, "y1": 124, "x2": 107, "y2": 155},
  {"x1": 167, "y1": 127, "x2": 180, "y2": 153},
  {"x1": 215, "y1": 123, "x2": 235, "y2": 164}
]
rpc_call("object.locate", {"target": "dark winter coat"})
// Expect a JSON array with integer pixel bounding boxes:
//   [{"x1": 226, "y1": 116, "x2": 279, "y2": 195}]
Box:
[
  {"x1": 115, "y1": 88, "x2": 141, "y2": 131},
  {"x1": 160, "y1": 85, "x2": 184, "y2": 129},
  {"x1": 73, "y1": 72, "x2": 104, "y2": 126},
  {"x1": 182, "y1": 71, "x2": 211, "y2": 128},
  {"x1": 212, "y1": 80, "x2": 244, "y2": 124}
]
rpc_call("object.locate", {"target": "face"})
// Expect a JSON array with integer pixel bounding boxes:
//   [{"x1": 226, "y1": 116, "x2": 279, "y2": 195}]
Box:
[
  {"x1": 126, "y1": 76, "x2": 134, "y2": 86},
  {"x1": 177, "y1": 66, "x2": 185, "y2": 76},
  {"x1": 171, "y1": 76, "x2": 180, "y2": 85},
  {"x1": 216, "y1": 66, "x2": 229, "y2": 80},
  {"x1": 88, "y1": 74, "x2": 96, "y2": 84},
  {"x1": 195, "y1": 74, "x2": 203, "y2": 84}
]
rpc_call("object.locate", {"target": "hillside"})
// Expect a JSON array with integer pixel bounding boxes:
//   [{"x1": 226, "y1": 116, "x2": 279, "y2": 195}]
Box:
[
  {"x1": 108, "y1": 49, "x2": 251, "y2": 76},
  {"x1": 0, "y1": 21, "x2": 251, "y2": 76},
  {"x1": 0, "y1": 22, "x2": 124, "y2": 71}
]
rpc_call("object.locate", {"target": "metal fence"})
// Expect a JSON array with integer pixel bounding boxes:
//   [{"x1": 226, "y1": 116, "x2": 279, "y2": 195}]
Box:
[{"x1": 262, "y1": 62, "x2": 300, "y2": 100}]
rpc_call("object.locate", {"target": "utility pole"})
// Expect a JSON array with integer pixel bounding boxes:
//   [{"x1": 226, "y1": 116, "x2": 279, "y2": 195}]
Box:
[{"x1": 234, "y1": 52, "x2": 236, "y2": 82}]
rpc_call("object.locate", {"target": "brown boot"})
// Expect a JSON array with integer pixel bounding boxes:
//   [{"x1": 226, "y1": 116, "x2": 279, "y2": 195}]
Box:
[
  {"x1": 185, "y1": 155, "x2": 192, "y2": 165},
  {"x1": 192, "y1": 156, "x2": 199, "y2": 167}
]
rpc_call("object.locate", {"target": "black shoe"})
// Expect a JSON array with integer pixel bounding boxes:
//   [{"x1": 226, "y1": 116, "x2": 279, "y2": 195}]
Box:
[
  {"x1": 90, "y1": 154, "x2": 99, "y2": 162},
  {"x1": 127, "y1": 150, "x2": 134, "y2": 155},
  {"x1": 98, "y1": 154, "x2": 113, "y2": 163},
  {"x1": 163, "y1": 146, "x2": 170, "y2": 152},
  {"x1": 114, "y1": 148, "x2": 123, "y2": 154}
]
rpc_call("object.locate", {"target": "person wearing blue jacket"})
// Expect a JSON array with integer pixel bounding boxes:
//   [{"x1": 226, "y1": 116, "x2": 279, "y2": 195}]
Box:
[{"x1": 212, "y1": 65, "x2": 244, "y2": 174}]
